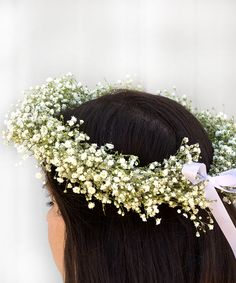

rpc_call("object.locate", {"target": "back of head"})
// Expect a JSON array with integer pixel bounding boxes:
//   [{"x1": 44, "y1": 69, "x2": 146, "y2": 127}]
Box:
[{"x1": 46, "y1": 89, "x2": 236, "y2": 283}]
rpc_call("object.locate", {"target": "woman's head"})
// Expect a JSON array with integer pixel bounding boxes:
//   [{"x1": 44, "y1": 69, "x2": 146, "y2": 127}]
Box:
[{"x1": 45, "y1": 89, "x2": 235, "y2": 283}]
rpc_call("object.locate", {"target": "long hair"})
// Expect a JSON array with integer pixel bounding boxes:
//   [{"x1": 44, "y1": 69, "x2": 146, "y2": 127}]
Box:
[{"x1": 45, "y1": 89, "x2": 236, "y2": 283}]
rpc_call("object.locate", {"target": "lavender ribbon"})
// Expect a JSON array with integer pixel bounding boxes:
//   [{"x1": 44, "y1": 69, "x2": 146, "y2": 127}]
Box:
[{"x1": 182, "y1": 162, "x2": 236, "y2": 258}]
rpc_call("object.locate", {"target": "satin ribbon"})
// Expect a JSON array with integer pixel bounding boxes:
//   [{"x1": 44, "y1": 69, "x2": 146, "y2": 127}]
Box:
[{"x1": 182, "y1": 162, "x2": 236, "y2": 258}]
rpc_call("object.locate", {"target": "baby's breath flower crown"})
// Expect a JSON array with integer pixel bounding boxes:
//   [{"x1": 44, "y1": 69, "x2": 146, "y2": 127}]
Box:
[{"x1": 2, "y1": 73, "x2": 236, "y2": 236}]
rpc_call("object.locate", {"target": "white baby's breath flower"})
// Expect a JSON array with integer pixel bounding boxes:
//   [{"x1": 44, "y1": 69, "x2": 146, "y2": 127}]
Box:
[
  {"x1": 140, "y1": 214, "x2": 147, "y2": 222},
  {"x1": 65, "y1": 156, "x2": 77, "y2": 165},
  {"x1": 77, "y1": 166, "x2": 84, "y2": 174},
  {"x1": 106, "y1": 143, "x2": 114, "y2": 149},
  {"x1": 188, "y1": 198, "x2": 195, "y2": 208},
  {"x1": 88, "y1": 187, "x2": 96, "y2": 195},
  {"x1": 143, "y1": 185, "x2": 150, "y2": 192},
  {"x1": 100, "y1": 170, "x2": 108, "y2": 179},
  {"x1": 107, "y1": 160, "x2": 114, "y2": 166},
  {"x1": 93, "y1": 174, "x2": 101, "y2": 182},
  {"x1": 67, "y1": 116, "x2": 77, "y2": 126},
  {"x1": 89, "y1": 146, "x2": 96, "y2": 153},
  {"x1": 88, "y1": 202, "x2": 95, "y2": 209},
  {"x1": 67, "y1": 148, "x2": 75, "y2": 155},
  {"x1": 78, "y1": 133, "x2": 86, "y2": 141},
  {"x1": 64, "y1": 140, "x2": 72, "y2": 148},
  {"x1": 40, "y1": 126, "x2": 48, "y2": 136},
  {"x1": 57, "y1": 125, "x2": 65, "y2": 131},
  {"x1": 79, "y1": 175, "x2": 86, "y2": 181},
  {"x1": 113, "y1": 177, "x2": 120, "y2": 183},
  {"x1": 95, "y1": 149, "x2": 102, "y2": 157},
  {"x1": 84, "y1": 181, "x2": 92, "y2": 187},
  {"x1": 35, "y1": 172, "x2": 43, "y2": 179},
  {"x1": 149, "y1": 164, "x2": 155, "y2": 170},
  {"x1": 86, "y1": 160, "x2": 93, "y2": 167},
  {"x1": 32, "y1": 134, "x2": 41, "y2": 142},
  {"x1": 80, "y1": 152, "x2": 87, "y2": 160},
  {"x1": 162, "y1": 169, "x2": 168, "y2": 176},
  {"x1": 57, "y1": 177, "x2": 64, "y2": 183},
  {"x1": 73, "y1": 186, "x2": 80, "y2": 193},
  {"x1": 153, "y1": 180, "x2": 159, "y2": 187},
  {"x1": 46, "y1": 77, "x2": 53, "y2": 83},
  {"x1": 47, "y1": 120, "x2": 54, "y2": 128},
  {"x1": 71, "y1": 172, "x2": 78, "y2": 179}
]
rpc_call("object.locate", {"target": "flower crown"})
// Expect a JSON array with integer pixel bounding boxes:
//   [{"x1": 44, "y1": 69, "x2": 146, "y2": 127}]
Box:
[{"x1": 1, "y1": 73, "x2": 236, "y2": 247}]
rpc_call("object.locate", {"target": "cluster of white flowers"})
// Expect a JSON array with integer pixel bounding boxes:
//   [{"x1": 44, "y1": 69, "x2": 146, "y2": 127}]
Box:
[
  {"x1": 2, "y1": 73, "x2": 236, "y2": 236},
  {"x1": 163, "y1": 91, "x2": 236, "y2": 205}
]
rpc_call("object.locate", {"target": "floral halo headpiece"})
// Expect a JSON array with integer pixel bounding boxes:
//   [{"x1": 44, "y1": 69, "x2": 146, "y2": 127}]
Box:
[{"x1": 1, "y1": 73, "x2": 236, "y2": 257}]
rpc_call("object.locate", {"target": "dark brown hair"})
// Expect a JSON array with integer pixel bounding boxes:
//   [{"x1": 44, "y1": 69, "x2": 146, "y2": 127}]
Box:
[{"x1": 45, "y1": 89, "x2": 236, "y2": 283}]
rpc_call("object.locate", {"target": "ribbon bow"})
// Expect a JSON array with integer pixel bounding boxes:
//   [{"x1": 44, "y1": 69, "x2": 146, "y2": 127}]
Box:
[{"x1": 182, "y1": 162, "x2": 236, "y2": 258}]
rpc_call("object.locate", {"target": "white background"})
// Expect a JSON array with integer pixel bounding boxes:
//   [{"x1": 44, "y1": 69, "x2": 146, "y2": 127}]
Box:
[{"x1": 0, "y1": 1, "x2": 235, "y2": 282}]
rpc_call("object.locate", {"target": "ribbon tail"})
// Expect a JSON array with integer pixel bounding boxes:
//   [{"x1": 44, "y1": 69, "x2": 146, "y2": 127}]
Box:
[{"x1": 205, "y1": 183, "x2": 236, "y2": 258}]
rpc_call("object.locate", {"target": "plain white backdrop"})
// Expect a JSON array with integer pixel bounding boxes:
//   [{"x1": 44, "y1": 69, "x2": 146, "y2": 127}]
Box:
[{"x1": 0, "y1": 0, "x2": 236, "y2": 282}]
